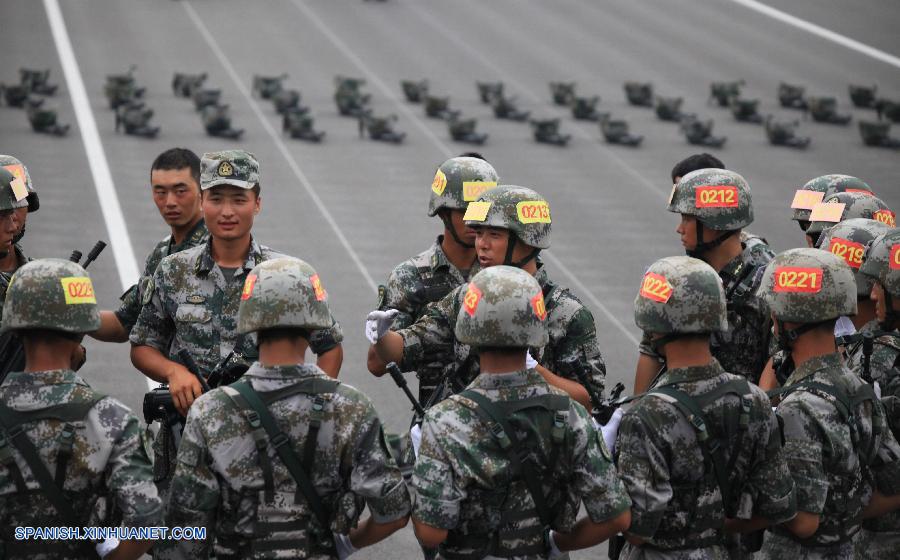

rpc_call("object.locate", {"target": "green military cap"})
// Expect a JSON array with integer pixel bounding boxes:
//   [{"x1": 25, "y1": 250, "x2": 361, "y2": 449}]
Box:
[
  {"x1": 454, "y1": 265, "x2": 549, "y2": 348},
  {"x1": 464, "y1": 185, "x2": 552, "y2": 249},
  {"x1": 428, "y1": 156, "x2": 499, "y2": 216},
  {"x1": 200, "y1": 150, "x2": 260, "y2": 191},
  {"x1": 634, "y1": 256, "x2": 727, "y2": 335},
  {"x1": 667, "y1": 168, "x2": 753, "y2": 231},
  {"x1": 237, "y1": 257, "x2": 333, "y2": 334},
  {"x1": 759, "y1": 248, "x2": 857, "y2": 323},
  {"x1": 859, "y1": 228, "x2": 900, "y2": 299},
  {"x1": 0, "y1": 167, "x2": 29, "y2": 212},
  {"x1": 1, "y1": 258, "x2": 101, "y2": 334},
  {"x1": 0, "y1": 155, "x2": 38, "y2": 212},
  {"x1": 790, "y1": 174, "x2": 873, "y2": 223},
  {"x1": 818, "y1": 218, "x2": 892, "y2": 297},
  {"x1": 805, "y1": 191, "x2": 894, "y2": 236}
]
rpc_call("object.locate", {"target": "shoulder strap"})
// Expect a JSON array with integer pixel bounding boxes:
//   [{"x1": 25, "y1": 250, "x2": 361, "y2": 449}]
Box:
[
  {"x1": 459, "y1": 390, "x2": 553, "y2": 528},
  {"x1": 228, "y1": 380, "x2": 333, "y2": 539}
]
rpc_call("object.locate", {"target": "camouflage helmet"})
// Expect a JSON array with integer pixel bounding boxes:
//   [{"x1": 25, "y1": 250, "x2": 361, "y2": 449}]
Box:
[
  {"x1": 790, "y1": 174, "x2": 873, "y2": 223},
  {"x1": 859, "y1": 228, "x2": 900, "y2": 299},
  {"x1": 806, "y1": 191, "x2": 894, "y2": 236},
  {"x1": 237, "y1": 257, "x2": 333, "y2": 334},
  {"x1": 454, "y1": 265, "x2": 549, "y2": 348},
  {"x1": 759, "y1": 248, "x2": 857, "y2": 323},
  {"x1": 427, "y1": 156, "x2": 499, "y2": 216},
  {"x1": 0, "y1": 167, "x2": 29, "y2": 212},
  {"x1": 633, "y1": 256, "x2": 727, "y2": 335},
  {"x1": 0, "y1": 155, "x2": 38, "y2": 212},
  {"x1": 667, "y1": 168, "x2": 753, "y2": 230},
  {"x1": 1, "y1": 258, "x2": 101, "y2": 334},
  {"x1": 818, "y1": 218, "x2": 892, "y2": 297},
  {"x1": 463, "y1": 185, "x2": 551, "y2": 249}
]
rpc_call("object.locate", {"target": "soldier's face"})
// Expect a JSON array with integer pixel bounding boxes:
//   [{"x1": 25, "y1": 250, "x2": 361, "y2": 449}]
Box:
[
  {"x1": 474, "y1": 227, "x2": 532, "y2": 267},
  {"x1": 448, "y1": 209, "x2": 476, "y2": 244},
  {"x1": 202, "y1": 186, "x2": 260, "y2": 241},
  {"x1": 14, "y1": 208, "x2": 26, "y2": 237},
  {"x1": 151, "y1": 167, "x2": 201, "y2": 228},
  {"x1": 0, "y1": 209, "x2": 20, "y2": 255},
  {"x1": 676, "y1": 215, "x2": 700, "y2": 250}
]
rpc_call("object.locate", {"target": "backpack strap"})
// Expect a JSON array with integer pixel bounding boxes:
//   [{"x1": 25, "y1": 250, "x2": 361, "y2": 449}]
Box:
[{"x1": 458, "y1": 390, "x2": 553, "y2": 528}]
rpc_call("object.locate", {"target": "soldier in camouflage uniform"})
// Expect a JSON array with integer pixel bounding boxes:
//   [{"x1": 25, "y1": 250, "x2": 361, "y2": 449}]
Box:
[
  {"x1": 757, "y1": 248, "x2": 900, "y2": 558},
  {"x1": 163, "y1": 257, "x2": 409, "y2": 559},
  {"x1": 0, "y1": 166, "x2": 31, "y2": 381},
  {"x1": 635, "y1": 169, "x2": 773, "y2": 393},
  {"x1": 0, "y1": 259, "x2": 162, "y2": 559},
  {"x1": 368, "y1": 156, "x2": 498, "y2": 403},
  {"x1": 854, "y1": 228, "x2": 900, "y2": 558},
  {"x1": 787, "y1": 174, "x2": 875, "y2": 247},
  {"x1": 92, "y1": 148, "x2": 208, "y2": 343},
  {"x1": 368, "y1": 186, "x2": 606, "y2": 410},
  {"x1": 412, "y1": 266, "x2": 632, "y2": 558},
  {"x1": 130, "y1": 150, "x2": 344, "y2": 493},
  {"x1": 804, "y1": 191, "x2": 894, "y2": 247},
  {"x1": 616, "y1": 256, "x2": 796, "y2": 559}
]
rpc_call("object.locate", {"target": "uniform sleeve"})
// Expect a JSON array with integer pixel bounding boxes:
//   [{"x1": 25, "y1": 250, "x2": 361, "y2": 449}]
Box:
[
  {"x1": 308, "y1": 315, "x2": 344, "y2": 355},
  {"x1": 615, "y1": 409, "x2": 672, "y2": 538},
  {"x1": 129, "y1": 266, "x2": 174, "y2": 352},
  {"x1": 114, "y1": 282, "x2": 140, "y2": 333},
  {"x1": 776, "y1": 399, "x2": 829, "y2": 514},
  {"x1": 569, "y1": 405, "x2": 630, "y2": 523},
  {"x1": 397, "y1": 289, "x2": 457, "y2": 372},
  {"x1": 379, "y1": 262, "x2": 419, "y2": 330},
  {"x1": 550, "y1": 306, "x2": 606, "y2": 399},
  {"x1": 99, "y1": 400, "x2": 163, "y2": 528},
  {"x1": 349, "y1": 401, "x2": 411, "y2": 523},
  {"x1": 412, "y1": 412, "x2": 465, "y2": 530},
  {"x1": 164, "y1": 402, "x2": 218, "y2": 557}
]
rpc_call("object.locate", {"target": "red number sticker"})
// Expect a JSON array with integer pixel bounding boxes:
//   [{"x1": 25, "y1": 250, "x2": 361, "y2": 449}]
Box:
[
  {"x1": 639, "y1": 272, "x2": 673, "y2": 303},
  {"x1": 241, "y1": 274, "x2": 257, "y2": 300},
  {"x1": 463, "y1": 283, "x2": 482, "y2": 317},
  {"x1": 695, "y1": 185, "x2": 739, "y2": 208},
  {"x1": 773, "y1": 267, "x2": 823, "y2": 293},
  {"x1": 890, "y1": 245, "x2": 900, "y2": 271},
  {"x1": 873, "y1": 210, "x2": 896, "y2": 227},
  {"x1": 310, "y1": 274, "x2": 327, "y2": 301},
  {"x1": 828, "y1": 237, "x2": 865, "y2": 269},
  {"x1": 531, "y1": 292, "x2": 547, "y2": 321}
]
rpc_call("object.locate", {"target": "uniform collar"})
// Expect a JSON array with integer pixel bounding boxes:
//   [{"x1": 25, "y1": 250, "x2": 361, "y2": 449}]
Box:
[
  {"x1": 785, "y1": 353, "x2": 843, "y2": 386},
  {"x1": 718, "y1": 253, "x2": 747, "y2": 283},
  {"x1": 655, "y1": 359, "x2": 725, "y2": 386},
  {"x1": 470, "y1": 368, "x2": 545, "y2": 389},
  {"x1": 169, "y1": 219, "x2": 208, "y2": 253},
  {"x1": 196, "y1": 235, "x2": 264, "y2": 275},
  {"x1": 2, "y1": 368, "x2": 85, "y2": 388},
  {"x1": 243, "y1": 362, "x2": 327, "y2": 380}
]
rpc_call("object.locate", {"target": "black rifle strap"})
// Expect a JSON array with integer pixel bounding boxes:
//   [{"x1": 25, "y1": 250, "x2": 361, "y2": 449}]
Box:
[{"x1": 460, "y1": 390, "x2": 553, "y2": 528}]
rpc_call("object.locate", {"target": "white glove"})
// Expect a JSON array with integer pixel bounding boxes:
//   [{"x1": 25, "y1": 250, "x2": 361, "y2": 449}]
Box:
[
  {"x1": 834, "y1": 316, "x2": 857, "y2": 338},
  {"x1": 547, "y1": 530, "x2": 564, "y2": 559},
  {"x1": 599, "y1": 408, "x2": 623, "y2": 457},
  {"x1": 335, "y1": 533, "x2": 358, "y2": 560},
  {"x1": 365, "y1": 309, "x2": 399, "y2": 344},
  {"x1": 525, "y1": 351, "x2": 538, "y2": 370},
  {"x1": 95, "y1": 537, "x2": 120, "y2": 558},
  {"x1": 410, "y1": 424, "x2": 422, "y2": 459}
]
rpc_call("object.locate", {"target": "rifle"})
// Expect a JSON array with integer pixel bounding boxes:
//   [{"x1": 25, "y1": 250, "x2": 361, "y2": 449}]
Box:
[
  {"x1": 560, "y1": 354, "x2": 626, "y2": 424},
  {"x1": 0, "y1": 241, "x2": 106, "y2": 384},
  {"x1": 141, "y1": 349, "x2": 212, "y2": 448},
  {"x1": 386, "y1": 362, "x2": 425, "y2": 419}
]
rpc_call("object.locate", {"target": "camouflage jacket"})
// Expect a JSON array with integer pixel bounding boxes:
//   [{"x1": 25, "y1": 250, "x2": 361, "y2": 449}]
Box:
[
  {"x1": 163, "y1": 363, "x2": 411, "y2": 559},
  {"x1": 412, "y1": 369, "x2": 630, "y2": 559},
  {"x1": 616, "y1": 360, "x2": 795, "y2": 553},
  {"x1": 130, "y1": 236, "x2": 343, "y2": 378},
  {"x1": 0, "y1": 245, "x2": 30, "y2": 376},
  {"x1": 640, "y1": 251, "x2": 772, "y2": 384},
  {"x1": 764, "y1": 353, "x2": 900, "y2": 551},
  {"x1": 398, "y1": 265, "x2": 606, "y2": 399},
  {"x1": 0, "y1": 369, "x2": 162, "y2": 559},
  {"x1": 115, "y1": 218, "x2": 208, "y2": 332}
]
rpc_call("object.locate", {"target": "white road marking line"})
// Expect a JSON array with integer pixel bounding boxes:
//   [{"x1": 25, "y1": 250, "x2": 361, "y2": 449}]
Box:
[
  {"x1": 182, "y1": 0, "x2": 377, "y2": 293},
  {"x1": 291, "y1": 0, "x2": 640, "y2": 346},
  {"x1": 43, "y1": 0, "x2": 154, "y2": 390},
  {"x1": 727, "y1": 0, "x2": 900, "y2": 70}
]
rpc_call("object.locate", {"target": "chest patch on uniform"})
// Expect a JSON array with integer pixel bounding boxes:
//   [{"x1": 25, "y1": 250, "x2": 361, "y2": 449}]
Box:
[
  {"x1": 240, "y1": 275, "x2": 256, "y2": 300},
  {"x1": 694, "y1": 185, "x2": 738, "y2": 208},
  {"x1": 890, "y1": 244, "x2": 900, "y2": 270},
  {"x1": 431, "y1": 169, "x2": 447, "y2": 195},
  {"x1": 828, "y1": 238, "x2": 865, "y2": 269},
  {"x1": 60, "y1": 276, "x2": 96, "y2": 304},
  {"x1": 531, "y1": 291, "x2": 547, "y2": 321},
  {"x1": 463, "y1": 201, "x2": 491, "y2": 222},
  {"x1": 187, "y1": 294, "x2": 207, "y2": 305},
  {"x1": 463, "y1": 181, "x2": 496, "y2": 201},
  {"x1": 809, "y1": 202, "x2": 845, "y2": 223},
  {"x1": 790, "y1": 189, "x2": 824, "y2": 210},
  {"x1": 873, "y1": 210, "x2": 896, "y2": 228},
  {"x1": 463, "y1": 283, "x2": 482, "y2": 316},
  {"x1": 310, "y1": 274, "x2": 327, "y2": 301},
  {"x1": 639, "y1": 272, "x2": 673, "y2": 303},
  {"x1": 515, "y1": 200, "x2": 551, "y2": 224},
  {"x1": 773, "y1": 266, "x2": 823, "y2": 293}
]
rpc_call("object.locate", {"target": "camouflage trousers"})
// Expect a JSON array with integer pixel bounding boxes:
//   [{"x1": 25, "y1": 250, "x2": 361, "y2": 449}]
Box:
[
  {"x1": 759, "y1": 533, "x2": 853, "y2": 559},
  {"x1": 620, "y1": 543, "x2": 729, "y2": 560},
  {"x1": 854, "y1": 529, "x2": 900, "y2": 559}
]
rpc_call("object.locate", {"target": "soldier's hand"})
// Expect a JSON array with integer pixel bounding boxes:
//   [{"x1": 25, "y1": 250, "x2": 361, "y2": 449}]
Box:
[
  {"x1": 167, "y1": 364, "x2": 203, "y2": 416},
  {"x1": 365, "y1": 309, "x2": 399, "y2": 344}
]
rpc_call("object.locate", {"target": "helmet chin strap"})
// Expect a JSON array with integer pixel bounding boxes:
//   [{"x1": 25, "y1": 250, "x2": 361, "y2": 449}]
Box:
[
  {"x1": 502, "y1": 234, "x2": 540, "y2": 268},
  {"x1": 440, "y1": 212, "x2": 474, "y2": 249},
  {"x1": 686, "y1": 222, "x2": 738, "y2": 259},
  {"x1": 776, "y1": 319, "x2": 834, "y2": 352}
]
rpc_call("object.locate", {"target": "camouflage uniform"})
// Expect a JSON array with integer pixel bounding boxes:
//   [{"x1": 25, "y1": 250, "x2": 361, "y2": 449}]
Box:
[
  {"x1": 114, "y1": 218, "x2": 208, "y2": 332},
  {"x1": 0, "y1": 165, "x2": 31, "y2": 379}
]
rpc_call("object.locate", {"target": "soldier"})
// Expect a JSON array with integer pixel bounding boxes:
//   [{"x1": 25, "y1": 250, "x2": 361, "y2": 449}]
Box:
[
  {"x1": 129, "y1": 150, "x2": 344, "y2": 493},
  {"x1": 804, "y1": 191, "x2": 894, "y2": 248},
  {"x1": 163, "y1": 257, "x2": 410, "y2": 559},
  {"x1": 616, "y1": 256, "x2": 796, "y2": 558},
  {"x1": 92, "y1": 148, "x2": 208, "y2": 343},
  {"x1": 0, "y1": 259, "x2": 162, "y2": 559},
  {"x1": 0, "y1": 166, "x2": 31, "y2": 379},
  {"x1": 368, "y1": 185, "x2": 606, "y2": 410},
  {"x1": 634, "y1": 168, "x2": 773, "y2": 393},
  {"x1": 758, "y1": 248, "x2": 900, "y2": 557},
  {"x1": 855, "y1": 228, "x2": 900, "y2": 558},
  {"x1": 367, "y1": 156, "x2": 498, "y2": 403},
  {"x1": 787, "y1": 174, "x2": 873, "y2": 242},
  {"x1": 411, "y1": 266, "x2": 631, "y2": 558}
]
